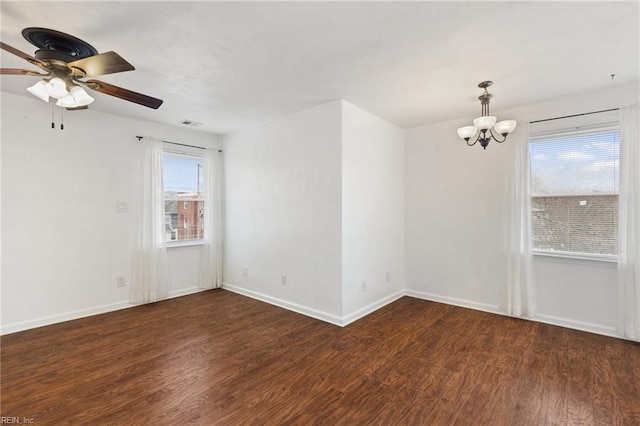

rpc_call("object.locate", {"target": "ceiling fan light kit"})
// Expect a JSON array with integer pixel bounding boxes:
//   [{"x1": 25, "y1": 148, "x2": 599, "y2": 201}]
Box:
[
  {"x1": 457, "y1": 81, "x2": 517, "y2": 150},
  {"x1": 27, "y1": 78, "x2": 95, "y2": 108},
  {"x1": 1, "y1": 27, "x2": 163, "y2": 127}
]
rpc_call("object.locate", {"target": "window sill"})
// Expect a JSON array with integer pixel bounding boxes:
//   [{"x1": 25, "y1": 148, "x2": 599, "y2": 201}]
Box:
[
  {"x1": 166, "y1": 240, "x2": 205, "y2": 248},
  {"x1": 533, "y1": 250, "x2": 618, "y2": 265}
]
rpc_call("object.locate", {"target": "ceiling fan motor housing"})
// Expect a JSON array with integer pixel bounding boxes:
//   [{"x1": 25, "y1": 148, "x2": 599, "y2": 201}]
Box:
[
  {"x1": 23, "y1": 27, "x2": 98, "y2": 63},
  {"x1": 35, "y1": 49, "x2": 80, "y2": 64}
]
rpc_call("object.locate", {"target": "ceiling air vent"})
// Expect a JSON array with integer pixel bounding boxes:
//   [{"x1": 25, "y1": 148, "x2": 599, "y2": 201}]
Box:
[{"x1": 179, "y1": 119, "x2": 203, "y2": 127}]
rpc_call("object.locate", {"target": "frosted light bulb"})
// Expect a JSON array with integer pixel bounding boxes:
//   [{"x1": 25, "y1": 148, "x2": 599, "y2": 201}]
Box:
[
  {"x1": 473, "y1": 116, "x2": 497, "y2": 130},
  {"x1": 457, "y1": 126, "x2": 477, "y2": 140},
  {"x1": 494, "y1": 120, "x2": 517, "y2": 135},
  {"x1": 27, "y1": 81, "x2": 50, "y2": 102},
  {"x1": 70, "y1": 86, "x2": 94, "y2": 106},
  {"x1": 45, "y1": 78, "x2": 69, "y2": 99}
]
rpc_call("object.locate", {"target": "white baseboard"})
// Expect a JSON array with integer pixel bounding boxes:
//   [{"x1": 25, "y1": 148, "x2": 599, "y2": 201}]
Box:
[
  {"x1": 1, "y1": 286, "x2": 205, "y2": 335},
  {"x1": 405, "y1": 289, "x2": 502, "y2": 315},
  {"x1": 222, "y1": 283, "x2": 344, "y2": 326},
  {"x1": 2, "y1": 283, "x2": 624, "y2": 342},
  {"x1": 535, "y1": 313, "x2": 618, "y2": 339},
  {"x1": 406, "y1": 288, "x2": 621, "y2": 340},
  {"x1": 341, "y1": 291, "x2": 405, "y2": 326},
  {"x1": 223, "y1": 283, "x2": 404, "y2": 327},
  {"x1": 1, "y1": 301, "x2": 132, "y2": 335}
]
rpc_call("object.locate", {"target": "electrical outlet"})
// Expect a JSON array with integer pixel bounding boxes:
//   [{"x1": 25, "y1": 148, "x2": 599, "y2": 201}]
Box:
[
  {"x1": 361, "y1": 281, "x2": 367, "y2": 292},
  {"x1": 116, "y1": 276, "x2": 126, "y2": 287},
  {"x1": 116, "y1": 201, "x2": 129, "y2": 213},
  {"x1": 281, "y1": 274, "x2": 287, "y2": 286},
  {"x1": 241, "y1": 266, "x2": 248, "y2": 276}
]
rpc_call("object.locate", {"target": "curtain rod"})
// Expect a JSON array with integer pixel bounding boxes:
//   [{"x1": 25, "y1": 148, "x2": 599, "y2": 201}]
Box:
[
  {"x1": 135, "y1": 135, "x2": 222, "y2": 152},
  {"x1": 529, "y1": 108, "x2": 619, "y2": 124}
]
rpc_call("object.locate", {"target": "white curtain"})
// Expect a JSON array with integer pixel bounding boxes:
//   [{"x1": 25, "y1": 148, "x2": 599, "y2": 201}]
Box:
[
  {"x1": 617, "y1": 105, "x2": 640, "y2": 340},
  {"x1": 504, "y1": 127, "x2": 536, "y2": 317},
  {"x1": 131, "y1": 137, "x2": 169, "y2": 304},
  {"x1": 199, "y1": 148, "x2": 223, "y2": 289}
]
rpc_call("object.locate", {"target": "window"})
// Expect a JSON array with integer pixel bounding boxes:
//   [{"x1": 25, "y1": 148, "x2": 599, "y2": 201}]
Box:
[
  {"x1": 162, "y1": 152, "x2": 205, "y2": 243},
  {"x1": 529, "y1": 127, "x2": 619, "y2": 258}
]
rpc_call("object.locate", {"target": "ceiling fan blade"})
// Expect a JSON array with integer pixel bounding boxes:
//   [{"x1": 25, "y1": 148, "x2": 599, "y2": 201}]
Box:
[
  {"x1": 67, "y1": 51, "x2": 134, "y2": 77},
  {"x1": 83, "y1": 79, "x2": 163, "y2": 109},
  {"x1": 66, "y1": 106, "x2": 89, "y2": 111},
  {"x1": 0, "y1": 68, "x2": 47, "y2": 76},
  {"x1": 0, "y1": 41, "x2": 46, "y2": 68}
]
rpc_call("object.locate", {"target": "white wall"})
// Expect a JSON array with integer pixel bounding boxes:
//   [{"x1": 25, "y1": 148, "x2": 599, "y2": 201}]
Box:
[
  {"x1": 223, "y1": 100, "x2": 405, "y2": 324},
  {"x1": 341, "y1": 101, "x2": 405, "y2": 320},
  {"x1": 405, "y1": 118, "x2": 511, "y2": 312},
  {"x1": 1, "y1": 92, "x2": 221, "y2": 334},
  {"x1": 405, "y1": 82, "x2": 640, "y2": 336},
  {"x1": 223, "y1": 101, "x2": 344, "y2": 321},
  {"x1": 5, "y1": 81, "x2": 636, "y2": 337}
]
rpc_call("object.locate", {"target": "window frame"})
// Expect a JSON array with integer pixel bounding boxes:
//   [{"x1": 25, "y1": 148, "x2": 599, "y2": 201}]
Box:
[
  {"x1": 162, "y1": 146, "x2": 206, "y2": 248},
  {"x1": 529, "y1": 124, "x2": 620, "y2": 262}
]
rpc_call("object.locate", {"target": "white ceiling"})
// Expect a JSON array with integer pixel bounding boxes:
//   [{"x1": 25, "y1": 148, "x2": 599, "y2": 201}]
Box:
[{"x1": 1, "y1": 1, "x2": 638, "y2": 135}]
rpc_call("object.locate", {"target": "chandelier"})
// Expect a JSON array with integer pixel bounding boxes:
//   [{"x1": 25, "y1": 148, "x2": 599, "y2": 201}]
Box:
[{"x1": 456, "y1": 81, "x2": 517, "y2": 149}]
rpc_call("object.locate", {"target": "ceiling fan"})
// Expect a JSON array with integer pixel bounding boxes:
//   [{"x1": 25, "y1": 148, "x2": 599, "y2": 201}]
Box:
[{"x1": 0, "y1": 27, "x2": 163, "y2": 110}]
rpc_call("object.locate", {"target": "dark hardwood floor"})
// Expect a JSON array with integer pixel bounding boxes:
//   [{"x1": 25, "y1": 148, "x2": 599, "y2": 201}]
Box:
[{"x1": 2, "y1": 290, "x2": 639, "y2": 425}]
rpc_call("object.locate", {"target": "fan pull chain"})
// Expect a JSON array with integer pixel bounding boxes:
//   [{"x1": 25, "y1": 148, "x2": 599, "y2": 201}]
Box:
[{"x1": 50, "y1": 104, "x2": 65, "y2": 130}]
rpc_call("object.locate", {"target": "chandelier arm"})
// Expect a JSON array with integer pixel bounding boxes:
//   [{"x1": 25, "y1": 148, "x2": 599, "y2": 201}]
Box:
[
  {"x1": 489, "y1": 128, "x2": 508, "y2": 143},
  {"x1": 466, "y1": 131, "x2": 480, "y2": 147}
]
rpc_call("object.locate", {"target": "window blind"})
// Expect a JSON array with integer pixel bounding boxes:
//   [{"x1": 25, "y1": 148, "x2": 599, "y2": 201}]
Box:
[{"x1": 529, "y1": 129, "x2": 619, "y2": 256}]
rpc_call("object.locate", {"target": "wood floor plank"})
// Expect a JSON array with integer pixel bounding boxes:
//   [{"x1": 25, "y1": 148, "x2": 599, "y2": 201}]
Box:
[{"x1": 2, "y1": 290, "x2": 640, "y2": 425}]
